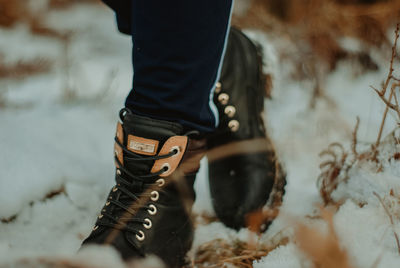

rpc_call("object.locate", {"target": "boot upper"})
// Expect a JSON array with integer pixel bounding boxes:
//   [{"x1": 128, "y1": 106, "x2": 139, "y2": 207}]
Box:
[{"x1": 82, "y1": 109, "x2": 206, "y2": 267}]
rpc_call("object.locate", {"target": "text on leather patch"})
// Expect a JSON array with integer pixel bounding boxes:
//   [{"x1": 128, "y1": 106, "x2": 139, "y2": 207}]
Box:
[{"x1": 128, "y1": 135, "x2": 159, "y2": 156}]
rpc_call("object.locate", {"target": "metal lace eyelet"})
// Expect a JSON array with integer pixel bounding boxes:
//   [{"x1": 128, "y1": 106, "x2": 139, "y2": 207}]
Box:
[
  {"x1": 150, "y1": 191, "x2": 159, "y2": 202},
  {"x1": 170, "y1": 145, "x2": 180, "y2": 156},
  {"x1": 148, "y1": 204, "x2": 157, "y2": 215},
  {"x1": 156, "y1": 179, "x2": 165, "y2": 187},
  {"x1": 98, "y1": 214, "x2": 103, "y2": 219},
  {"x1": 116, "y1": 169, "x2": 121, "y2": 175},
  {"x1": 93, "y1": 225, "x2": 98, "y2": 231},
  {"x1": 105, "y1": 201, "x2": 110, "y2": 206},
  {"x1": 215, "y1": 82, "x2": 222, "y2": 94},
  {"x1": 224, "y1": 106, "x2": 236, "y2": 118},
  {"x1": 114, "y1": 149, "x2": 118, "y2": 156},
  {"x1": 136, "y1": 230, "x2": 145, "y2": 241},
  {"x1": 161, "y1": 163, "x2": 171, "y2": 173},
  {"x1": 228, "y1": 120, "x2": 240, "y2": 132},
  {"x1": 218, "y1": 93, "x2": 229, "y2": 105},
  {"x1": 112, "y1": 186, "x2": 118, "y2": 192},
  {"x1": 119, "y1": 108, "x2": 129, "y2": 121},
  {"x1": 143, "y1": 218, "x2": 152, "y2": 229}
]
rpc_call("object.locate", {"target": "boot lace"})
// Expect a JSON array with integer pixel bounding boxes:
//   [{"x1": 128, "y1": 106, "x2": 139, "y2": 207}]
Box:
[{"x1": 94, "y1": 109, "x2": 179, "y2": 241}]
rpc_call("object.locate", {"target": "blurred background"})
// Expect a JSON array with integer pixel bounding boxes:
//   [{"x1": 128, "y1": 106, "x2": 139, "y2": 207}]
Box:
[
  {"x1": 1, "y1": 0, "x2": 399, "y2": 108},
  {"x1": 0, "y1": 0, "x2": 400, "y2": 267}
]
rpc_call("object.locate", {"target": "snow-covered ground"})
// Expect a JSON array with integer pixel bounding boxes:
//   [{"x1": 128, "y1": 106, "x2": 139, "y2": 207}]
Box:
[{"x1": 1, "y1": 2, "x2": 400, "y2": 268}]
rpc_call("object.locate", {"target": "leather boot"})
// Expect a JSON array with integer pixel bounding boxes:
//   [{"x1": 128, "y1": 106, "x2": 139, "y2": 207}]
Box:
[
  {"x1": 82, "y1": 108, "x2": 206, "y2": 267},
  {"x1": 207, "y1": 27, "x2": 286, "y2": 232}
]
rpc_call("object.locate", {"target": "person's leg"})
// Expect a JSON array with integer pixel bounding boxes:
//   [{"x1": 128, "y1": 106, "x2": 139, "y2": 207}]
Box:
[
  {"x1": 101, "y1": 0, "x2": 132, "y2": 34},
  {"x1": 103, "y1": 0, "x2": 233, "y2": 132},
  {"x1": 127, "y1": 0, "x2": 233, "y2": 132},
  {"x1": 82, "y1": 1, "x2": 233, "y2": 267}
]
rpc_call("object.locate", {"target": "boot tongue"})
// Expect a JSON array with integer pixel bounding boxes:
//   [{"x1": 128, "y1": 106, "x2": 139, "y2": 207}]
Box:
[{"x1": 122, "y1": 113, "x2": 184, "y2": 177}]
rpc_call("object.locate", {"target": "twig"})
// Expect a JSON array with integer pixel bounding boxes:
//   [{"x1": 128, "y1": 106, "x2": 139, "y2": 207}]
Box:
[
  {"x1": 381, "y1": 24, "x2": 399, "y2": 96},
  {"x1": 222, "y1": 253, "x2": 267, "y2": 263},
  {"x1": 375, "y1": 88, "x2": 393, "y2": 151},
  {"x1": 373, "y1": 192, "x2": 400, "y2": 255},
  {"x1": 352, "y1": 117, "x2": 360, "y2": 158},
  {"x1": 371, "y1": 86, "x2": 398, "y2": 110},
  {"x1": 374, "y1": 23, "x2": 400, "y2": 148},
  {"x1": 392, "y1": 83, "x2": 400, "y2": 119},
  {"x1": 373, "y1": 83, "x2": 400, "y2": 117}
]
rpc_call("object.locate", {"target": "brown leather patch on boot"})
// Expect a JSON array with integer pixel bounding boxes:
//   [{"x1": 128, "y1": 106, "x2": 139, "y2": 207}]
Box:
[
  {"x1": 151, "y1": 136, "x2": 188, "y2": 177},
  {"x1": 114, "y1": 122, "x2": 124, "y2": 167},
  {"x1": 127, "y1": 135, "x2": 159, "y2": 156}
]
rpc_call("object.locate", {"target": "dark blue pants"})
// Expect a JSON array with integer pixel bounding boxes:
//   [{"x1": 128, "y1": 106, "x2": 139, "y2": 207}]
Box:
[{"x1": 102, "y1": 0, "x2": 233, "y2": 132}]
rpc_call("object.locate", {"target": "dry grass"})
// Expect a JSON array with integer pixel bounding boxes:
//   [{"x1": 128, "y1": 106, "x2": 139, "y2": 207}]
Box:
[
  {"x1": 234, "y1": 0, "x2": 400, "y2": 59},
  {"x1": 0, "y1": 2, "x2": 80, "y2": 108},
  {"x1": 0, "y1": 0, "x2": 99, "y2": 28},
  {"x1": 372, "y1": 23, "x2": 400, "y2": 150},
  {"x1": 29, "y1": 18, "x2": 72, "y2": 41},
  {"x1": 0, "y1": 0, "x2": 25, "y2": 28},
  {"x1": 193, "y1": 208, "x2": 355, "y2": 268},
  {"x1": 233, "y1": 0, "x2": 399, "y2": 105},
  {"x1": 318, "y1": 25, "x2": 400, "y2": 205},
  {"x1": 0, "y1": 57, "x2": 52, "y2": 79},
  {"x1": 296, "y1": 208, "x2": 356, "y2": 268},
  {"x1": 195, "y1": 212, "x2": 220, "y2": 226},
  {"x1": 48, "y1": 0, "x2": 100, "y2": 9},
  {"x1": 0, "y1": 1, "x2": 75, "y2": 40},
  {"x1": 192, "y1": 237, "x2": 289, "y2": 268},
  {"x1": 0, "y1": 1, "x2": 74, "y2": 83},
  {"x1": 373, "y1": 192, "x2": 400, "y2": 254},
  {"x1": 318, "y1": 142, "x2": 353, "y2": 205}
]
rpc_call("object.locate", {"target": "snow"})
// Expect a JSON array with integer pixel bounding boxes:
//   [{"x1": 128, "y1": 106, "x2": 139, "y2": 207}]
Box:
[
  {"x1": 253, "y1": 243, "x2": 307, "y2": 268},
  {"x1": 1, "y1": 2, "x2": 400, "y2": 268}
]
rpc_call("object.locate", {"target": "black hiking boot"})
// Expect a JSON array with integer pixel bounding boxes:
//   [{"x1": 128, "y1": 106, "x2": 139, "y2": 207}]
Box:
[
  {"x1": 207, "y1": 27, "x2": 286, "y2": 232},
  {"x1": 82, "y1": 108, "x2": 206, "y2": 267}
]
